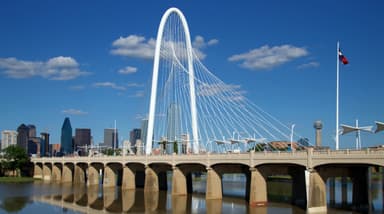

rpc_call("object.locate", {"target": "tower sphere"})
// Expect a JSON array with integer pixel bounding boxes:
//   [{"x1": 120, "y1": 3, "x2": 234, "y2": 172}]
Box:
[{"x1": 314, "y1": 120, "x2": 323, "y2": 129}]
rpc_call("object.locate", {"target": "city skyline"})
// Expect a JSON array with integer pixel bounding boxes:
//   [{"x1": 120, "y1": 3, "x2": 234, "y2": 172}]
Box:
[{"x1": 1, "y1": 1, "x2": 384, "y2": 149}]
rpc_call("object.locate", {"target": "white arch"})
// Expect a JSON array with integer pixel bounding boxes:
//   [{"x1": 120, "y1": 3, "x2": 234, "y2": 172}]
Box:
[{"x1": 146, "y1": 7, "x2": 199, "y2": 154}]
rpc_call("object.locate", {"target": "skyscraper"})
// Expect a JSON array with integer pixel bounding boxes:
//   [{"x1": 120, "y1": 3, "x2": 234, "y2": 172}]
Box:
[
  {"x1": 166, "y1": 103, "x2": 181, "y2": 154},
  {"x1": 1, "y1": 130, "x2": 17, "y2": 150},
  {"x1": 167, "y1": 103, "x2": 181, "y2": 142},
  {"x1": 75, "y1": 128, "x2": 91, "y2": 156},
  {"x1": 103, "y1": 128, "x2": 118, "y2": 149},
  {"x1": 17, "y1": 124, "x2": 29, "y2": 151},
  {"x1": 61, "y1": 117, "x2": 73, "y2": 155},
  {"x1": 28, "y1": 125, "x2": 36, "y2": 138},
  {"x1": 28, "y1": 137, "x2": 40, "y2": 156},
  {"x1": 40, "y1": 132, "x2": 50, "y2": 157},
  {"x1": 130, "y1": 128, "x2": 141, "y2": 148},
  {"x1": 141, "y1": 118, "x2": 148, "y2": 145}
]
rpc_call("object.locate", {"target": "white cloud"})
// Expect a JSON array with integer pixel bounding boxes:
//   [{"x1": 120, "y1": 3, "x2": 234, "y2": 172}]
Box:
[
  {"x1": 62, "y1": 109, "x2": 88, "y2": 115},
  {"x1": 0, "y1": 56, "x2": 90, "y2": 80},
  {"x1": 297, "y1": 61, "x2": 320, "y2": 69},
  {"x1": 193, "y1": 35, "x2": 218, "y2": 49},
  {"x1": 118, "y1": 66, "x2": 137, "y2": 74},
  {"x1": 110, "y1": 34, "x2": 218, "y2": 60},
  {"x1": 197, "y1": 83, "x2": 246, "y2": 102},
  {"x1": 192, "y1": 36, "x2": 219, "y2": 60},
  {"x1": 93, "y1": 82, "x2": 126, "y2": 91},
  {"x1": 228, "y1": 45, "x2": 308, "y2": 70},
  {"x1": 110, "y1": 35, "x2": 156, "y2": 59}
]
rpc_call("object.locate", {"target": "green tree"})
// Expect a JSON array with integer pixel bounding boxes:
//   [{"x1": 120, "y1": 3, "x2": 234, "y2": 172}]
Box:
[{"x1": 1, "y1": 145, "x2": 29, "y2": 177}]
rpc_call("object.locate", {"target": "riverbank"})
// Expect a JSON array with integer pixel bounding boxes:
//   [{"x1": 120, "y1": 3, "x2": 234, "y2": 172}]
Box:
[{"x1": 0, "y1": 176, "x2": 38, "y2": 183}]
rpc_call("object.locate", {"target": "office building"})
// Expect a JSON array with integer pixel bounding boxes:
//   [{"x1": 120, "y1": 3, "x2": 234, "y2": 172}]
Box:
[
  {"x1": 1, "y1": 130, "x2": 18, "y2": 150},
  {"x1": 28, "y1": 137, "x2": 40, "y2": 156},
  {"x1": 28, "y1": 125, "x2": 36, "y2": 138},
  {"x1": 103, "y1": 128, "x2": 118, "y2": 149},
  {"x1": 141, "y1": 118, "x2": 148, "y2": 145},
  {"x1": 61, "y1": 117, "x2": 73, "y2": 155},
  {"x1": 167, "y1": 103, "x2": 181, "y2": 142},
  {"x1": 40, "y1": 132, "x2": 50, "y2": 157},
  {"x1": 130, "y1": 128, "x2": 141, "y2": 147},
  {"x1": 17, "y1": 124, "x2": 29, "y2": 151},
  {"x1": 75, "y1": 128, "x2": 91, "y2": 156},
  {"x1": 50, "y1": 144, "x2": 61, "y2": 156},
  {"x1": 166, "y1": 103, "x2": 181, "y2": 154}
]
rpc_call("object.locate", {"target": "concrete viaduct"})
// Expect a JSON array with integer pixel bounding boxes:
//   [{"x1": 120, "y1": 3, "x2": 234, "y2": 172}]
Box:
[{"x1": 31, "y1": 148, "x2": 384, "y2": 213}]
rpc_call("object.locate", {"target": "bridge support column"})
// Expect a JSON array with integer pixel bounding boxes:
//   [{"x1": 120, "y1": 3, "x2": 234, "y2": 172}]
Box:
[
  {"x1": 103, "y1": 165, "x2": 117, "y2": 188},
  {"x1": 74, "y1": 165, "x2": 86, "y2": 184},
  {"x1": 122, "y1": 166, "x2": 135, "y2": 190},
  {"x1": 62, "y1": 164, "x2": 73, "y2": 183},
  {"x1": 144, "y1": 167, "x2": 158, "y2": 192},
  {"x1": 206, "y1": 167, "x2": 222, "y2": 200},
  {"x1": 33, "y1": 164, "x2": 43, "y2": 179},
  {"x1": 248, "y1": 167, "x2": 267, "y2": 206},
  {"x1": 172, "y1": 166, "x2": 186, "y2": 195},
  {"x1": 306, "y1": 169, "x2": 327, "y2": 213},
  {"x1": 51, "y1": 165, "x2": 61, "y2": 182},
  {"x1": 43, "y1": 164, "x2": 52, "y2": 181},
  {"x1": 87, "y1": 166, "x2": 99, "y2": 186}
]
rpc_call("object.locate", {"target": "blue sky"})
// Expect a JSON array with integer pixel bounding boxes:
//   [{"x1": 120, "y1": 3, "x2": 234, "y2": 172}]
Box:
[{"x1": 1, "y1": 0, "x2": 383, "y2": 149}]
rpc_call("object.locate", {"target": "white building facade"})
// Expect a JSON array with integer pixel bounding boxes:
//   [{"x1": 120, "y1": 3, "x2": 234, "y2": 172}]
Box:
[{"x1": 1, "y1": 130, "x2": 18, "y2": 150}]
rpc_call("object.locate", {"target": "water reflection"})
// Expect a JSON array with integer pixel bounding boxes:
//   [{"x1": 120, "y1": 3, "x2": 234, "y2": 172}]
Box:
[
  {"x1": 1, "y1": 170, "x2": 383, "y2": 213},
  {"x1": 31, "y1": 184, "x2": 307, "y2": 214}
]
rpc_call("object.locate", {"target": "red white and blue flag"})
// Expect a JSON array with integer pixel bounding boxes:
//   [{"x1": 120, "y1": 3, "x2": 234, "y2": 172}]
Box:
[{"x1": 338, "y1": 49, "x2": 349, "y2": 65}]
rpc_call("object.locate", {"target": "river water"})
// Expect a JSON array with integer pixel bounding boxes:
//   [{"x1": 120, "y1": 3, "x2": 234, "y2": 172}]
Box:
[{"x1": 0, "y1": 171, "x2": 382, "y2": 213}]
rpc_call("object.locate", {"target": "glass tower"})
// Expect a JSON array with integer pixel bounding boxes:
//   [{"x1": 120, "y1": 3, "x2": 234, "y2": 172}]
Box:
[{"x1": 61, "y1": 117, "x2": 73, "y2": 155}]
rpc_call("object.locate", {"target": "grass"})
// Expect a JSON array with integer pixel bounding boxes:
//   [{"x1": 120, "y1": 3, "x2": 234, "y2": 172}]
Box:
[{"x1": 0, "y1": 176, "x2": 39, "y2": 183}]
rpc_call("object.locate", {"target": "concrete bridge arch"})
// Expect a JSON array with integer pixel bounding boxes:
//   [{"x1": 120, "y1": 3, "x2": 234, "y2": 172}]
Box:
[
  {"x1": 51, "y1": 162, "x2": 62, "y2": 182},
  {"x1": 88, "y1": 162, "x2": 103, "y2": 186},
  {"x1": 62, "y1": 162, "x2": 74, "y2": 183},
  {"x1": 104, "y1": 162, "x2": 123, "y2": 188}
]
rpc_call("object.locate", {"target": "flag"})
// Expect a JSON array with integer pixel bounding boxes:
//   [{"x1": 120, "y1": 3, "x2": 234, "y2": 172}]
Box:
[{"x1": 338, "y1": 49, "x2": 349, "y2": 65}]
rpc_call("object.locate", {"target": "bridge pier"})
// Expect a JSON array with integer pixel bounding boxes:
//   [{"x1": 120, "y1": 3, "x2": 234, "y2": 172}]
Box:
[
  {"x1": 62, "y1": 164, "x2": 73, "y2": 183},
  {"x1": 87, "y1": 165, "x2": 100, "y2": 186},
  {"x1": 172, "y1": 166, "x2": 187, "y2": 195},
  {"x1": 248, "y1": 167, "x2": 267, "y2": 206},
  {"x1": 306, "y1": 169, "x2": 327, "y2": 213},
  {"x1": 74, "y1": 164, "x2": 86, "y2": 184},
  {"x1": 144, "y1": 166, "x2": 158, "y2": 192},
  {"x1": 103, "y1": 165, "x2": 117, "y2": 188},
  {"x1": 43, "y1": 164, "x2": 52, "y2": 181},
  {"x1": 206, "y1": 167, "x2": 222, "y2": 200},
  {"x1": 122, "y1": 166, "x2": 135, "y2": 189},
  {"x1": 51, "y1": 164, "x2": 62, "y2": 182},
  {"x1": 33, "y1": 163, "x2": 43, "y2": 179}
]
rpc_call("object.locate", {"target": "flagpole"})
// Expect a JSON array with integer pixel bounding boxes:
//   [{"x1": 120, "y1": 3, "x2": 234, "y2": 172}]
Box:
[{"x1": 336, "y1": 41, "x2": 340, "y2": 150}]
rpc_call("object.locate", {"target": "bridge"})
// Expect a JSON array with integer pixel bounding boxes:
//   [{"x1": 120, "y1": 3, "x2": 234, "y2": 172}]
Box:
[
  {"x1": 30, "y1": 7, "x2": 383, "y2": 213},
  {"x1": 31, "y1": 148, "x2": 384, "y2": 213}
]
